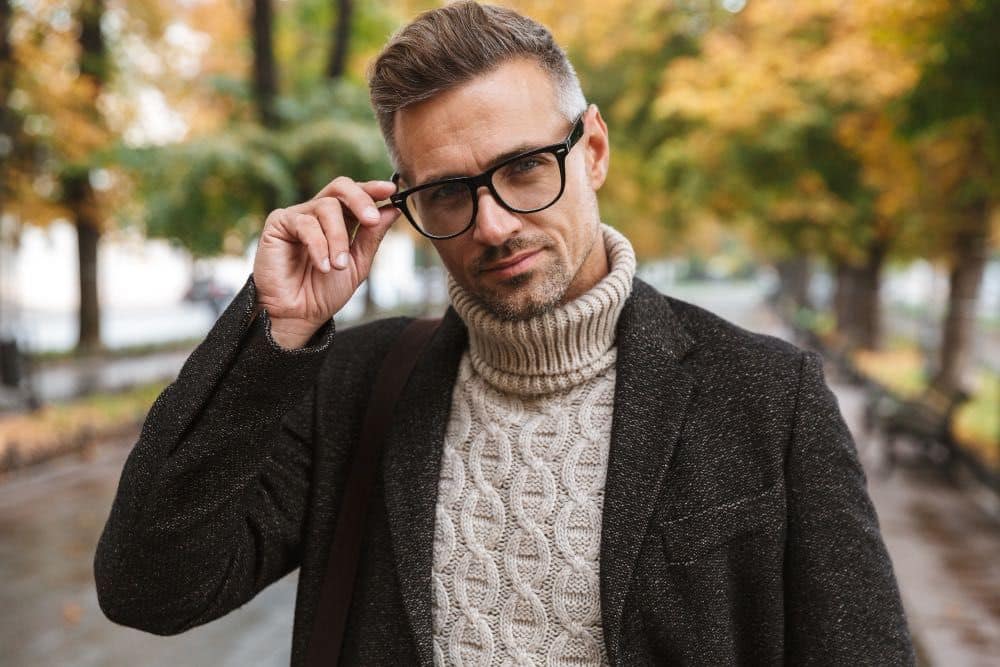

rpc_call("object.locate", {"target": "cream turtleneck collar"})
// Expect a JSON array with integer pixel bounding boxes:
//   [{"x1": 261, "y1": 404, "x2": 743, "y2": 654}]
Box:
[{"x1": 447, "y1": 223, "x2": 637, "y2": 396}]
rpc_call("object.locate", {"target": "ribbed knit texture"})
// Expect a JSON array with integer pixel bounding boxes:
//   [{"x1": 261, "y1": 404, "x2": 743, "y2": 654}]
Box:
[
  {"x1": 430, "y1": 224, "x2": 636, "y2": 666},
  {"x1": 446, "y1": 224, "x2": 637, "y2": 397}
]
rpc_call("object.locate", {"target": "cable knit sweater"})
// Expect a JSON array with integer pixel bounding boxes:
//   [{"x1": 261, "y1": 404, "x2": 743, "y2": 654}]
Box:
[{"x1": 430, "y1": 224, "x2": 636, "y2": 666}]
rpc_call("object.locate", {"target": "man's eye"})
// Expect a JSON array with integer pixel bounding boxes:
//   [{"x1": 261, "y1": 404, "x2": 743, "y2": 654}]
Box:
[
  {"x1": 429, "y1": 183, "x2": 465, "y2": 201},
  {"x1": 510, "y1": 156, "x2": 542, "y2": 173}
]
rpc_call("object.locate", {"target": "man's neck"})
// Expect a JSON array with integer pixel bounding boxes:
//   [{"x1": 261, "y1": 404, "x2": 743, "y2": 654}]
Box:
[{"x1": 560, "y1": 221, "x2": 612, "y2": 304}]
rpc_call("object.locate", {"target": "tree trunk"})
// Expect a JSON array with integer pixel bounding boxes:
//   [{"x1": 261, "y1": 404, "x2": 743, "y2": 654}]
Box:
[
  {"x1": 326, "y1": 0, "x2": 353, "y2": 80},
  {"x1": 251, "y1": 0, "x2": 278, "y2": 128},
  {"x1": 833, "y1": 260, "x2": 857, "y2": 346},
  {"x1": 934, "y1": 199, "x2": 990, "y2": 392},
  {"x1": 774, "y1": 256, "x2": 812, "y2": 311},
  {"x1": 70, "y1": 0, "x2": 106, "y2": 354},
  {"x1": 76, "y1": 207, "x2": 102, "y2": 353},
  {"x1": 325, "y1": 0, "x2": 361, "y2": 310},
  {"x1": 0, "y1": 0, "x2": 11, "y2": 111},
  {"x1": 855, "y1": 239, "x2": 885, "y2": 351},
  {"x1": 0, "y1": 0, "x2": 12, "y2": 330},
  {"x1": 833, "y1": 239, "x2": 885, "y2": 351}
]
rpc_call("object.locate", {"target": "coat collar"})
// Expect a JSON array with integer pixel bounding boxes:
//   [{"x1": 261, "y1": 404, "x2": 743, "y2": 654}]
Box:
[{"x1": 381, "y1": 277, "x2": 696, "y2": 666}]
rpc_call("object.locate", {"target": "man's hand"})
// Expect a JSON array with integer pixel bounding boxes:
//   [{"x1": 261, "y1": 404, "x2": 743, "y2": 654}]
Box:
[{"x1": 252, "y1": 177, "x2": 400, "y2": 348}]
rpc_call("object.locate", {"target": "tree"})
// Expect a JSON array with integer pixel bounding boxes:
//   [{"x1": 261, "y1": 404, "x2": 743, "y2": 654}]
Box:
[
  {"x1": 57, "y1": 0, "x2": 110, "y2": 353},
  {"x1": 647, "y1": 0, "x2": 929, "y2": 350},
  {"x1": 3, "y1": 0, "x2": 171, "y2": 353},
  {"x1": 251, "y1": 0, "x2": 279, "y2": 128},
  {"x1": 124, "y1": 1, "x2": 392, "y2": 262},
  {"x1": 900, "y1": 0, "x2": 1000, "y2": 391},
  {"x1": 327, "y1": 0, "x2": 353, "y2": 80}
]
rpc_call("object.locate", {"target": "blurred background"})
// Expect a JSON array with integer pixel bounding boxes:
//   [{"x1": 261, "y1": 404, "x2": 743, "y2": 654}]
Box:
[{"x1": 0, "y1": 0, "x2": 996, "y2": 665}]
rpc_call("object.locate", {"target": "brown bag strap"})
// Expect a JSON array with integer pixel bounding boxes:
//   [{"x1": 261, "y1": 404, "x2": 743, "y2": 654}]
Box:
[{"x1": 304, "y1": 317, "x2": 441, "y2": 667}]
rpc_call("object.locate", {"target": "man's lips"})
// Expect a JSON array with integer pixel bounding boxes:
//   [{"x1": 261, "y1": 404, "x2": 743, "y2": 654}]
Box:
[{"x1": 480, "y1": 249, "x2": 542, "y2": 276}]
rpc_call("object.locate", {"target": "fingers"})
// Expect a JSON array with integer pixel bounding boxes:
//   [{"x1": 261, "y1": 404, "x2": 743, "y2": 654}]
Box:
[
  {"x1": 309, "y1": 177, "x2": 397, "y2": 231},
  {"x1": 311, "y1": 198, "x2": 351, "y2": 270},
  {"x1": 289, "y1": 212, "x2": 334, "y2": 273},
  {"x1": 314, "y1": 177, "x2": 396, "y2": 202},
  {"x1": 266, "y1": 177, "x2": 399, "y2": 276},
  {"x1": 350, "y1": 205, "x2": 401, "y2": 276}
]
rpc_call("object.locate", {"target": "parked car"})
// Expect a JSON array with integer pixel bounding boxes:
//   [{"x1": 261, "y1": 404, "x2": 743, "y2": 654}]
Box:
[{"x1": 183, "y1": 277, "x2": 236, "y2": 316}]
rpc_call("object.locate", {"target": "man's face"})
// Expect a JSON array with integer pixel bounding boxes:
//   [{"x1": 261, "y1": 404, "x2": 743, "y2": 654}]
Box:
[{"x1": 393, "y1": 58, "x2": 611, "y2": 320}]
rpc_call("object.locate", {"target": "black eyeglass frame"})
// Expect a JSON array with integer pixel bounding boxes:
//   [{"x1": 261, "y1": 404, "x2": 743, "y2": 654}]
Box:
[{"x1": 388, "y1": 113, "x2": 587, "y2": 240}]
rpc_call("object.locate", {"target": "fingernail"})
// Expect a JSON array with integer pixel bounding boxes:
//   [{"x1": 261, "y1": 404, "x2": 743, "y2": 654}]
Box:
[
  {"x1": 321, "y1": 257, "x2": 331, "y2": 272},
  {"x1": 334, "y1": 252, "x2": 350, "y2": 269},
  {"x1": 364, "y1": 206, "x2": 380, "y2": 221}
]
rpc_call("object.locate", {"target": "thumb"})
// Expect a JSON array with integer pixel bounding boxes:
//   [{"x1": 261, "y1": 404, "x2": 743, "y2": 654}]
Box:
[{"x1": 350, "y1": 205, "x2": 401, "y2": 278}]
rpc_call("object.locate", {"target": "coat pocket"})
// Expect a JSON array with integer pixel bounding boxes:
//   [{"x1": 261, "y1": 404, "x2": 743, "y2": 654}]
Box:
[{"x1": 657, "y1": 478, "x2": 785, "y2": 565}]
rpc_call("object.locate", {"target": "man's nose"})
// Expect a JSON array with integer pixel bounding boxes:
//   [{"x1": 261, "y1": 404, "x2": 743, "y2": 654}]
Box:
[{"x1": 471, "y1": 186, "x2": 522, "y2": 246}]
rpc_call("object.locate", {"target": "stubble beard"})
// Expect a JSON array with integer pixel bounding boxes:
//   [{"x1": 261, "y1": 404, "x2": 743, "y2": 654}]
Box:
[
  {"x1": 462, "y1": 230, "x2": 567, "y2": 321},
  {"x1": 470, "y1": 221, "x2": 602, "y2": 321},
  {"x1": 475, "y1": 256, "x2": 569, "y2": 321}
]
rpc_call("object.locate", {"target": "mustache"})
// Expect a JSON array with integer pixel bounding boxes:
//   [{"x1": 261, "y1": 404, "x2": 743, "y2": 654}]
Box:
[{"x1": 472, "y1": 235, "x2": 550, "y2": 274}]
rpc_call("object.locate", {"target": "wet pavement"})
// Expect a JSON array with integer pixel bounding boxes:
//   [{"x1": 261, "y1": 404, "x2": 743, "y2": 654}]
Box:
[
  {"x1": 0, "y1": 282, "x2": 996, "y2": 666},
  {"x1": 834, "y1": 386, "x2": 1000, "y2": 666},
  {"x1": 0, "y1": 442, "x2": 298, "y2": 666},
  {"x1": 27, "y1": 350, "x2": 195, "y2": 404}
]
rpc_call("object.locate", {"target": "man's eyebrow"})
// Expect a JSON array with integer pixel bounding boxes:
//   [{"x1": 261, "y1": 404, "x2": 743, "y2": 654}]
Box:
[{"x1": 406, "y1": 141, "x2": 546, "y2": 187}]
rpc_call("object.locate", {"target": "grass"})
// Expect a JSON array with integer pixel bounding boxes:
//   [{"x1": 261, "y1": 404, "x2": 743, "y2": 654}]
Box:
[
  {"x1": 852, "y1": 347, "x2": 928, "y2": 398},
  {"x1": 27, "y1": 337, "x2": 204, "y2": 366},
  {"x1": 953, "y1": 374, "x2": 1000, "y2": 468},
  {"x1": 0, "y1": 380, "x2": 169, "y2": 473},
  {"x1": 850, "y1": 345, "x2": 999, "y2": 468}
]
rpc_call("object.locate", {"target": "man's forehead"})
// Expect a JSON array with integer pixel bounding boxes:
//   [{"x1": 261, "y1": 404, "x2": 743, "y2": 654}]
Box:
[
  {"x1": 391, "y1": 59, "x2": 565, "y2": 185},
  {"x1": 394, "y1": 116, "x2": 566, "y2": 187}
]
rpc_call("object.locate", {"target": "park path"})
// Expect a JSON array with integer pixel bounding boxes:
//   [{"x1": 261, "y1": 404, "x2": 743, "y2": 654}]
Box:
[
  {"x1": 738, "y1": 295, "x2": 1000, "y2": 667},
  {"x1": 0, "y1": 281, "x2": 996, "y2": 666},
  {"x1": 0, "y1": 442, "x2": 299, "y2": 666}
]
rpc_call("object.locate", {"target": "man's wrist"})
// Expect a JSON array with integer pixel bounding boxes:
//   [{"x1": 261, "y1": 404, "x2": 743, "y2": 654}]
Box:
[
  {"x1": 256, "y1": 306, "x2": 327, "y2": 350},
  {"x1": 268, "y1": 327, "x2": 318, "y2": 350}
]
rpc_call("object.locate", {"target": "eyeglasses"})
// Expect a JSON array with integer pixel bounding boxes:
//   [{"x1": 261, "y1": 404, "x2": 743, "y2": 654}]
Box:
[{"x1": 388, "y1": 113, "x2": 586, "y2": 240}]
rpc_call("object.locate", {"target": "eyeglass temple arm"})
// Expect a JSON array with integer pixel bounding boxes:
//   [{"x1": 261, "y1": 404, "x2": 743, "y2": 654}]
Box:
[{"x1": 348, "y1": 196, "x2": 397, "y2": 246}]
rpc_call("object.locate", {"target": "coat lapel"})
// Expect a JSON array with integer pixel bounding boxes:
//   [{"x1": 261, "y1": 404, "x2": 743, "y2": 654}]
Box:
[
  {"x1": 382, "y1": 308, "x2": 467, "y2": 666},
  {"x1": 600, "y1": 278, "x2": 696, "y2": 664}
]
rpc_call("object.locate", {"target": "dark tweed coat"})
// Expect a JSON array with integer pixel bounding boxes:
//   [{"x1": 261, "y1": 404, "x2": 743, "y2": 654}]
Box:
[{"x1": 94, "y1": 272, "x2": 915, "y2": 666}]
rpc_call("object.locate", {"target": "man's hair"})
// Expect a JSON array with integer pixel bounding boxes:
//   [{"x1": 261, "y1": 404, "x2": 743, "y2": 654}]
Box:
[{"x1": 367, "y1": 1, "x2": 587, "y2": 168}]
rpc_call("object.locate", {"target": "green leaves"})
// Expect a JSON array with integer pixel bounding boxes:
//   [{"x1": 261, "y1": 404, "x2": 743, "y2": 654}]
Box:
[{"x1": 122, "y1": 79, "x2": 390, "y2": 258}]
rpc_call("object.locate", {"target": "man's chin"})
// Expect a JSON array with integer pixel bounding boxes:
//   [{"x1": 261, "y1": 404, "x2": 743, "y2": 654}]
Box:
[{"x1": 473, "y1": 271, "x2": 564, "y2": 321}]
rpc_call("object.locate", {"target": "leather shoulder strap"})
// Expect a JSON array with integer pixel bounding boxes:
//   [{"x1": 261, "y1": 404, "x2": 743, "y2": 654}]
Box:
[{"x1": 305, "y1": 316, "x2": 441, "y2": 667}]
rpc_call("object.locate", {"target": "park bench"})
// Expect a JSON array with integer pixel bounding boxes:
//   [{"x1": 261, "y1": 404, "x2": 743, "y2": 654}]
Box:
[{"x1": 864, "y1": 384, "x2": 970, "y2": 476}]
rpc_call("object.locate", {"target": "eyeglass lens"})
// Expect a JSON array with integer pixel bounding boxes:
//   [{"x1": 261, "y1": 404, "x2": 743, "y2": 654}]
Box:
[{"x1": 407, "y1": 151, "x2": 563, "y2": 238}]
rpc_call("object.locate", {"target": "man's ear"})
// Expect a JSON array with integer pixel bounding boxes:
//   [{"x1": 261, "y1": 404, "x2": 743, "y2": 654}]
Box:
[{"x1": 584, "y1": 104, "x2": 610, "y2": 190}]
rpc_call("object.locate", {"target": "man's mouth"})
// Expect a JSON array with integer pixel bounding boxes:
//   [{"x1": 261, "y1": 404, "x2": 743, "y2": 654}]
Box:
[{"x1": 480, "y1": 249, "x2": 543, "y2": 279}]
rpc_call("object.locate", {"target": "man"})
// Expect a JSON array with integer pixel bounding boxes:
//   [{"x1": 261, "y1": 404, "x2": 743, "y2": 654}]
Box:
[{"x1": 94, "y1": 2, "x2": 915, "y2": 665}]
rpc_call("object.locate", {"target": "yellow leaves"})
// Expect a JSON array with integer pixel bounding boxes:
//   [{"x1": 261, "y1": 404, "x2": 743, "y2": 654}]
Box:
[
  {"x1": 656, "y1": 31, "x2": 808, "y2": 131},
  {"x1": 3, "y1": 171, "x2": 73, "y2": 228},
  {"x1": 795, "y1": 171, "x2": 826, "y2": 196},
  {"x1": 657, "y1": 0, "x2": 919, "y2": 130},
  {"x1": 770, "y1": 191, "x2": 844, "y2": 227},
  {"x1": 837, "y1": 112, "x2": 920, "y2": 222},
  {"x1": 851, "y1": 345, "x2": 926, "y2": 398},
  {"x1": 505, "y1": 0, "x2": 638, "y2": 65}
]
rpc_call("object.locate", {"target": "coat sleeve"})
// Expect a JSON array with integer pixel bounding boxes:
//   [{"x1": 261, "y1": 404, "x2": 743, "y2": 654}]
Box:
[
  {"x1": 93, "y1": 272, "x2": 336, "y2": 635},
  {"x1": 783, "y1": 351, "x2": 916, "y2": 665}
]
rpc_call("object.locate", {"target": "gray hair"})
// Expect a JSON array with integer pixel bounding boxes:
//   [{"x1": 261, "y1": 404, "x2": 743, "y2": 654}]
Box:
[{"x1": 367, "y1": 1, "x2": 586, "y2": 168}]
